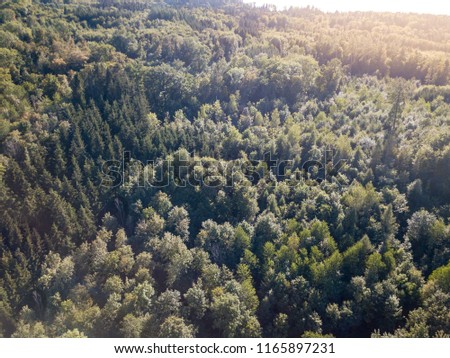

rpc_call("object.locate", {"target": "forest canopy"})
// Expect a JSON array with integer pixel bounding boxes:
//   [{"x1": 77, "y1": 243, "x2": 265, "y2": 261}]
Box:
[{"x1": 0, "y1": 0, "x2": 449, "y2": 338}]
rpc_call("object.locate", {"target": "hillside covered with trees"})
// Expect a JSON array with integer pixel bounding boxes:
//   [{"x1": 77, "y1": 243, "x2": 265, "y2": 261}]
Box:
[{"x1": 0, "y1": 0, "x2": 449, "y2": 338}]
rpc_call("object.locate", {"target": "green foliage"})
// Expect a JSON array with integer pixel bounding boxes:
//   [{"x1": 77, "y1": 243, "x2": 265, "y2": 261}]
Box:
[
  {"x1": 429, "y1": 261, "x2": 450, "y2": 293},
  {"x1": 0, "y1": 0, "x2": 449, "y2": 338}
]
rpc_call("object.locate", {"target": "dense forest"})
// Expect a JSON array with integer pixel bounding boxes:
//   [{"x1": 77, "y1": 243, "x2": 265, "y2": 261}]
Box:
[{"x1": 1, "y1": 0, "x2": 450, "y2": 338}]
